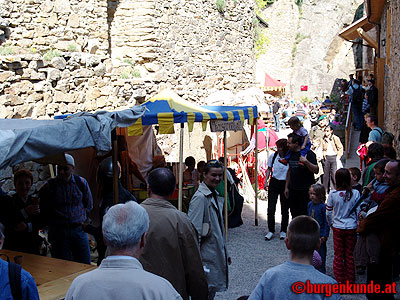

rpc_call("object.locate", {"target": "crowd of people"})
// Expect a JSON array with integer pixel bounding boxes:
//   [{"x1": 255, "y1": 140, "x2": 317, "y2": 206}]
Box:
[
  {"x1": 0, "y1": 154, "x2": 237, "y2": 300},
  {"x1": 0, "y1": 83, "x2": 399, "y2": 299},
  {"x1": 258, "y1": 87, "x2": 399, "y2": 299}
]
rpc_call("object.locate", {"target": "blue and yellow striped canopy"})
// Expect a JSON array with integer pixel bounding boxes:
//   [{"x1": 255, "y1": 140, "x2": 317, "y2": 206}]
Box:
[{"x1": 128, "y1": 89, "x2": 257, "y2": 136}]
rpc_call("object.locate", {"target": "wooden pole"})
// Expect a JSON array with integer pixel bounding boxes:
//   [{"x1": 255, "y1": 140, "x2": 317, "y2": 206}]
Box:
[
  {"x1": 178, "y1": 123, "x2": 184, "y2": 211},
  {"x1": 49, "y1": 164, "x2": 55, "y2": 178},
  {"x1": 254, "y1": 118, "x2": 258, "y2": 226},
  {"x1": 112, "y1": 129, "x2": 119, "y2": 204},
  {"x1": 345, "y1": 102, "x2": 352, "y2": 159},
  {"x1": 223, "y1": 131, "x2": 228, "y2": 241}
]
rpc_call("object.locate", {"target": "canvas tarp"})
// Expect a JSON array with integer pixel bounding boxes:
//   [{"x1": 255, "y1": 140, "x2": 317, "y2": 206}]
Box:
[
  {"x1": 127, "y1": 89, "x2": 257, "y2": 136},
  {"x1": 0, "y1": 107, "x2": 145, "y2": 170},
  {"x1": 261, "y1": 73, "x2": 286, "y2": 92}
]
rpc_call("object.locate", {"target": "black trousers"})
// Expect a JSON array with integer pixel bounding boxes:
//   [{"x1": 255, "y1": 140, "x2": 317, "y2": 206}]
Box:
[
  {"x1": 323, "y1": 155, "x2": 337, "y2": 192},
  {"x1": 366, "y1": 255, "x2": 395, "y2": 300},
  {"x1": 288, "y1": 188, "x2": 309, "y2": 218},
  {"x1": 267, "y1": 178, "x2": 289, "y2": 233}
]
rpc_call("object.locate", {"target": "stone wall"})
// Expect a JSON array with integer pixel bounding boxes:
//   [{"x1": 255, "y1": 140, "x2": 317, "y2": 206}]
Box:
[
  {"x1": 0, "y1": 0, "x2": 256, "y2": 116},
  {"x1": 0, "y1": 52, "x2": 161, "y2": 118},
  {"x1": 381, "y1": 2, "x2": 400, "y2": 155},
  {"x1": 0, "y1": 0, "x2": 109, "y2": 54},
  {"x1": 0, "y1": 162, "x2": 50, "y2": 194},
  {"x1": 0, "y1": 0, "x2": 256, "y2": 190},
  {"x1": 109, "y1": 0, "x2": 158, "y2": 62},
  {"x1": 257, "y1": 0, "x2": 363, "y2": 100},
  {"x1": 152, "y1": 0, "x2": 256, "y2": 102}
]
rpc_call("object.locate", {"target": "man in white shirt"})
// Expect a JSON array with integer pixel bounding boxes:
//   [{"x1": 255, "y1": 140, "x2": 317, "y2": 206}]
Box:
[{"x1": 65, "y1": 201, "x2": 182, "y2": 300}]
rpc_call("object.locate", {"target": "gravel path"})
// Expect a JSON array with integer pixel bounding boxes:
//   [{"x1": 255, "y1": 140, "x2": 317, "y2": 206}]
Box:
[{"x1": 214, "y1": 200, "x2": 399, "y2": 300}]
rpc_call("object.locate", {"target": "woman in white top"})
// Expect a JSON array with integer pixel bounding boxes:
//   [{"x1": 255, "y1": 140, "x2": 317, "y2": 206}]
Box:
[
  {"x1": 264, "y1": 139, "x2": 290, "y2": 241},
  {"x1": 326, "y1": 168, "x2": 360, "y2": 284}
]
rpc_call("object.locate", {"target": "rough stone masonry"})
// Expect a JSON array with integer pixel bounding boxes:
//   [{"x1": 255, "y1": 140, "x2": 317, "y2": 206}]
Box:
[{"x1": 0, "y1": 0, "x2": 256, "y2": 120}]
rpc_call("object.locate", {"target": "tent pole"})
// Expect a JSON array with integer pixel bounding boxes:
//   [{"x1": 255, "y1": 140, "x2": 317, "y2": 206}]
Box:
[
  {"x1": 254, "y1": 118, "x2": 258, "y2": 226},
  {"x1": 178, "y1": 123, "x2": 184, "y2": 211},
  {"x1": 223, "y1": 131, "x2": 228, "y2": 241},
  {"x1": 112, "y1": 129, "x2": 119, "y2": 204}
]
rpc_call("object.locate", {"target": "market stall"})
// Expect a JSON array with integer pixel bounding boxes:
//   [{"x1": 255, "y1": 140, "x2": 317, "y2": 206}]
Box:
[
  {"x1": 260, "y1": 73, "x2": 286, "y2": 97},
  {"x1": 127, "y1": 89, "x2": 260, "y2": 228}
]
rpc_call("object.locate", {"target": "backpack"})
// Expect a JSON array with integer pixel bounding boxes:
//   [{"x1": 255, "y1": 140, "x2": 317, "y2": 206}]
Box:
[
  {"x1": 0, "y1": 254, "x2": 22, "y2": 300},
  {"x1": 352, "y1": 85, "x2": 363, "y2": 104},
  {"x1": 270, "y1": 152, "x2": 279, "y2": 177},
  {"x1": 373, "y1": 128, "x2": 394, "y2": 145},
  {"x1": 382, "y1": 131, "x2": 394, "y2": 145}
]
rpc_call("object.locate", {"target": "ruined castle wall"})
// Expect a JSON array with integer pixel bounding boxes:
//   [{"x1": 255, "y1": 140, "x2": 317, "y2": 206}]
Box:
[
  {"x1": 151, "y1": 0, "x2": 256, "y2": 102},
  {"x1": 381, "y1": 2, "x2": 400, "y2": 155},
  {"x1": 0, "y1": 0, "x2": 256, "y2": 119},
  {"x1": 0, "y1": 0, "x2": 109, "y2": 54},
  {"x1": 0, "y1": 0, "x2": 256, "y2": 189}
]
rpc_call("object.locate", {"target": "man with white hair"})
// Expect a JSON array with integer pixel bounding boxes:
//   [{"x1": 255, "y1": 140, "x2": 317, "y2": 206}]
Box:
[
  {"x1": 65, "y1": 201, "x2": 182, "y2": 300},
  {"x1": 40, "y1": 153, "x2": 93, "y2": 264}
]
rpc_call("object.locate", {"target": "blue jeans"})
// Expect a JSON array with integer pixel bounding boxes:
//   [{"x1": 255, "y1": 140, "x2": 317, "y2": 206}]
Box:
[
  {"x1": 352, "y1": 105, "x2": 363, "y2": 130},
  {"x1": 273, "y1": 113, "x2": 280, "y2": 132},
  {"x1": 48, "y1": 225, "x2": 91, "y2": 264}
]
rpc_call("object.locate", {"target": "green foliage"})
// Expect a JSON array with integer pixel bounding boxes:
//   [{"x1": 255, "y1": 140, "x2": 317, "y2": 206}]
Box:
[
  {"x1": 330, "y1": 93, "x2": 343, "y2": 112},
  {"x1": 295, "y1": 0, "x2": 303, "y2": 13},
  {"x1": 131, "y1": 68, "x2": 141, "y2": 78},
  {"x1": 354, "y1": 3, "x2": 364, "y2": 22},
  {"x1": 0, "y1": 45, "x2": 15, "y2": 56},
  {"x1": 295, "y1": 33, "x2": 308, "y2": 44},
  {"x1": 291, "y1": 33, "x2": 308, "y2": 64},
  {"x1": 120, "y1": 72, "x2": 130, "y2": 79},
  {"x1": 256, "y1": 0, "x2": 275, "y2": 10},
  {"x1": 43, "y1": 49, "x2": 61, "y2": 61},
  {"x1": 120, "y1": 67, "x2": 141, "y2": 79},
  {"x1": 291, "y1": 44, "x2": 297, "y2": 57},
  {"x1": 300, "y1": 96, "x2": 312, "y2": 103},
  {"x1": 67, "y1": 44, "x2": 79, "y2": 52},
  {"x1": 254, "y1": 26, "x2": 269, "y2": 58},
  {"x1": 29, "y1": 47, "x2": 38, "y2": 54},
  {"x1": 122, "y1": 58, "x2": 135, "y2": 66},
  {"x1": 216, "y1": 0, "x2": 225, "y2": 13}
]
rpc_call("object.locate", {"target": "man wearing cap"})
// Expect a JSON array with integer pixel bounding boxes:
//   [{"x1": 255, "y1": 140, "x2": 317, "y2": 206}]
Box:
[
  {"x1": 309, "y1": 115, "x2": 328, "y2": 142},
  {"x1": 39, "y1": 154, "x2": 93, "y2": 264}
]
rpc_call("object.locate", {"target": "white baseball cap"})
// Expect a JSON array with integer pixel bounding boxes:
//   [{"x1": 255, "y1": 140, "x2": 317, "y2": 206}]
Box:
[{"x1": 65, "y1": 154, "x2": 75, "y2": 167}]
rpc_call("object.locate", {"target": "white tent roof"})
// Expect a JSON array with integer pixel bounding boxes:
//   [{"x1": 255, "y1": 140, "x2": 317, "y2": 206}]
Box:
[{"x1": 0, "y1": 107, "x2": 145, "y2": 169}]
